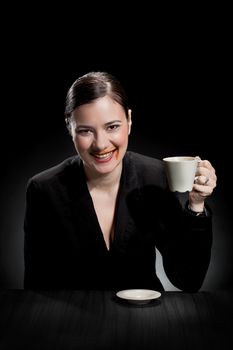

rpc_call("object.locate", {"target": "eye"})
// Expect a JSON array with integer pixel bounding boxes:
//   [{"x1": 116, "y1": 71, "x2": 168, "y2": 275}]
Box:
[
  {"x1": 76, "y1": 129, "x2": 93, "y2": 135},
  {"x1": 107, "y1": 124, "x2": 120, "y2": 132}
]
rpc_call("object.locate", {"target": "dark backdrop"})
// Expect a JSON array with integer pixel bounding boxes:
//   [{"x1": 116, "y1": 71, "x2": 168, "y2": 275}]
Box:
[{"x1": 0, "y1": 10, "x2": 231, "y2": 289}]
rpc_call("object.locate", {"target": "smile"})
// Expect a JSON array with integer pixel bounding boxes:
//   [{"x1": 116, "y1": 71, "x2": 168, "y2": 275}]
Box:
[{"x1": 91, "y1": 149, "x2": 117, "y2": 162}]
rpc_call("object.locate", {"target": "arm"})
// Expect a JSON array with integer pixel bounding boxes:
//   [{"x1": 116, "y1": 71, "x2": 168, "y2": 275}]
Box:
[
  {"x1": 159, "y1": 203, "x2": 213, "y2": 292},
  {"x1": 24, "y1": 179, "x2": 54, "y2": 289},
  {"x1": 157, "y1": 159, "x2": 217, "y2": 291}
]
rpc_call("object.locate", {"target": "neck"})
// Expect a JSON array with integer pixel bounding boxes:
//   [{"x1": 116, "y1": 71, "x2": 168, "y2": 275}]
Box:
[{"x1": 85, "y1": 162, "x2": 123, "y2": 192}]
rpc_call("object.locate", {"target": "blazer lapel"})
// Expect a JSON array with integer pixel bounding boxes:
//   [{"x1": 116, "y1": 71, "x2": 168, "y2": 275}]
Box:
[
  {"x1": 62, "y1": 153, "x2": 140, "y2": 253},
  {"x1": 62, "y1": 157, "x2": 106, "y2": 252},
  {"x1": 113, "y1": 153, "x2": 139, "y2": 250}
]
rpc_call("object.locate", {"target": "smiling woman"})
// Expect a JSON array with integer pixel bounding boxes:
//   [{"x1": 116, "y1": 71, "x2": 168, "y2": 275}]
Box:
[
  {"x1": 69, "y1": 95, "x2": 131, "y2": 177},
  {"x1": 23, "y1": 71, "x2": 217, "y2": 291}
]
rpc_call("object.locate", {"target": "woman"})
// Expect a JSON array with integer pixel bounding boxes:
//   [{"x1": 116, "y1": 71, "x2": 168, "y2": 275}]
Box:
[{"x1": 24, "y1": 71, "x2": 217, "y2": 291}]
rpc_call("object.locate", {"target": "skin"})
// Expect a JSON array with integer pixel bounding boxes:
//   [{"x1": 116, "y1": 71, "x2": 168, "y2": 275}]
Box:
[
  {"x1": 189, "y1": 159, "x2": 217, "y2": 212},
  {"x1": 70, "y1": 95, "x2": 132, "y2": 186}
]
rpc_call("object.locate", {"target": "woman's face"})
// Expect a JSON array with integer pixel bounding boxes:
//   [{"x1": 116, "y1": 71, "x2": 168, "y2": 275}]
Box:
[{"x1": 70, "y1": 95, "x2": 131, "y2": 177}]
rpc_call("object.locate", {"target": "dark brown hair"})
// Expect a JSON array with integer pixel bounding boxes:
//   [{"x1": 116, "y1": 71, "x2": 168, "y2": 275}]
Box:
[{"x1": 65, "y1": 71, "x2": 129, "y2": 129}]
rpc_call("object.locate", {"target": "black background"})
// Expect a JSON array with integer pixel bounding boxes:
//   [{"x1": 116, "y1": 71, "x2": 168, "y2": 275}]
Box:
[{"x1": 0, "y1": 6, "x2": 232, "y2": 289}]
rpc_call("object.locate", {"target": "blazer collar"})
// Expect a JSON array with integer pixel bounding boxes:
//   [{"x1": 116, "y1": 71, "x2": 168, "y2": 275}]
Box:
[
  {"x1": 64, "y1": 153, "x2": 140, "y2": 250},
  {"x1": 113, "y1": 152, "x2": 140, "y2": 249}
]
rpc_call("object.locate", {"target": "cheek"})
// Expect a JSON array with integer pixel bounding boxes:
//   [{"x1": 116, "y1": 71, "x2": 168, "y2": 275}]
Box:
[
  {"x1": 114, "y1": 130, "x2": 129, "y2": 146},
  {"x1": 73, "y1": 136, "x2": 91, "y2": 151}
]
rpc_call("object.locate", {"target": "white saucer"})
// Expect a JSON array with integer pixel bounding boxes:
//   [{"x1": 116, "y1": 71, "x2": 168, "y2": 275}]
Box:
[{"x1": 116, "y1": 289, "x2": 161, "y2": 304}]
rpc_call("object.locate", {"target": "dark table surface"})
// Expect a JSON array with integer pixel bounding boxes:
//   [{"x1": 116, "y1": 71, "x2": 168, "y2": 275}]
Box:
[{"x1": 0, "y1": 289, "x2": 233, "y2": 350}]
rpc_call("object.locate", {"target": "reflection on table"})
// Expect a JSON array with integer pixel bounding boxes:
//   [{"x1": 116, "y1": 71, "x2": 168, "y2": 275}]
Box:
[{"x1": 0, "y1": 289, "x2": 233, "y2": 349}]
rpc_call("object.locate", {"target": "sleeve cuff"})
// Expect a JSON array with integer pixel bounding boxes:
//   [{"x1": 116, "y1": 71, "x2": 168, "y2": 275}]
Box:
[{"x1": 185, "y1": 202, "x2": 210, "y2": 217}]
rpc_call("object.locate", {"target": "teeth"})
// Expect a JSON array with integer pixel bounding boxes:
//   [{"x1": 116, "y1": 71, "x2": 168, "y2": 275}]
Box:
[{"x1": 94, "y1": 152, "x2": 113, "y2": 159}]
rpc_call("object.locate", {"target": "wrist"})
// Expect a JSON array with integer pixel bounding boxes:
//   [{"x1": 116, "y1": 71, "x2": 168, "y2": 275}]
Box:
[
  {"x1": 188, "y1": 203, "x2": 204, "y2": 213},
  {"x1": 186, "y1": 204, "x2": 207, "y2": 217}
]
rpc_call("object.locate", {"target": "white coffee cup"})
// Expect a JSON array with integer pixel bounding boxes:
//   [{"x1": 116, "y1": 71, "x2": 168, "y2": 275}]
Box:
[{"x1": 163, "y1": 156, "x2": 198, "y2": 192}]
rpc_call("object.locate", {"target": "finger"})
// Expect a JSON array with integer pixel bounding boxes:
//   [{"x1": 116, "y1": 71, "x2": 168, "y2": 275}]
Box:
[
  {"x1": 194, "y1": 175, "x2": 210, "y2": 185},
  {"x1": 195, "y1": 175, "x2": 217, "y2": 189},
  {"x1": 193, "y1": 178, "x2": 216, "y2": 191},
  {"x1": 195, "y1": 167, "x2": 210, "y2": 178},
  {"x1": 196, "y1": 162, "x2": 217, "y2": 182},
  {"x1": 198, "y1": 159, "x2": 212, "y2": 168},
  {"x1": 192, "y1": 184, "x2": 214, "y2": 197},
  {"x1": 198, "y1": 160, "x2": 216, "y2": 176}
]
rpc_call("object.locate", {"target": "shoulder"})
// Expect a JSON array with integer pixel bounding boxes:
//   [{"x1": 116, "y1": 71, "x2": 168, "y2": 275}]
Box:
[
  {"x1": 126, "y1": 151, "x2": 163, "y2": 169},
  {"x1": 125, "y1": 151, "x2": 166, "y2": 187},
  {"x1": 27, "y1": 155, "x2": 81, "y2": 189}
]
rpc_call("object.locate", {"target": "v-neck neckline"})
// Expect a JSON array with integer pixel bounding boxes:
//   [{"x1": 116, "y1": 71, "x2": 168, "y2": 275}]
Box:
[
  {"x1": 81, "y1": 162, "x2": 125, "y2": 252},
  {"x1": 71, "y1": 153, "x2": 137, "y2": 253}
]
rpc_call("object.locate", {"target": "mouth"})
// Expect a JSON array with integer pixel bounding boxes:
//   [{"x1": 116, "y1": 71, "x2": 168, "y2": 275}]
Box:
[{"x1": 91, "y1": 148, "x2": 117, "y2": 162}]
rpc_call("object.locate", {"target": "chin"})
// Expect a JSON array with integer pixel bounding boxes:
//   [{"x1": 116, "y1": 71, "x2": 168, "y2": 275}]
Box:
[
  {"x1": 94, "y1": 160, "x2": 122, "y2": 175},
  {"x1": 94, "y1": 165, "x2": 116, "y2": 175}
]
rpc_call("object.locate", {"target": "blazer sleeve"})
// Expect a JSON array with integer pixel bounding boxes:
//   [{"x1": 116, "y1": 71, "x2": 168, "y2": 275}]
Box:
[
  {"x1": 125, "y1": 153, "x2": 213, "y2": 292},
  {"x1": 24, "y1": 179, "x2": 56, "y2": 289},
  {"x1": 154, "y1": 191, "x2": 213, "y2": 292},
  {"x1": 130, "y1": 183, "x2": 213, "y2": 292}
]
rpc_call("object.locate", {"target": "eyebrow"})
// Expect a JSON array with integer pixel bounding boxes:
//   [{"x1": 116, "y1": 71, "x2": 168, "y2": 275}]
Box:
[
  {"x1": 105, "y1": 120, "x2": 122, "y2": 126},
  {"x1": 76, "y1": 120, "x2": 123, "y2": 128}
]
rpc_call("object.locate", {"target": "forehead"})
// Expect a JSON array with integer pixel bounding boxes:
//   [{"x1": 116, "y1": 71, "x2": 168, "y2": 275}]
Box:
[{"x1": 72, "y1": 96, "x2": 126, "y2": 124}]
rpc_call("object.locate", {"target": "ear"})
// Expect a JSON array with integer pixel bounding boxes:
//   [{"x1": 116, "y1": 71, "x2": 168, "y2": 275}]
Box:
[
  {"x1": 128, "y1": 109, "x2": 132, "y2": 135},
  {"x1": 68, "y1": 118, "x2": 76, "y2": 140},
  {"x1": 65, "y1": 118, "x2": 73, "y2": 136}
]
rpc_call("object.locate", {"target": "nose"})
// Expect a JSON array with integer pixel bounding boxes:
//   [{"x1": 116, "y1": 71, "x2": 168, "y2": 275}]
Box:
[{"x1": 92, "y1": 130, "x2": 109, "y2": 151}]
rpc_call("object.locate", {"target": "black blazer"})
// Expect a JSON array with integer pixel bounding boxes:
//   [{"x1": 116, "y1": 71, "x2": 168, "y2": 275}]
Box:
[{"x1": 24, "y1": 151, "x2": 212, "y2": 291}]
